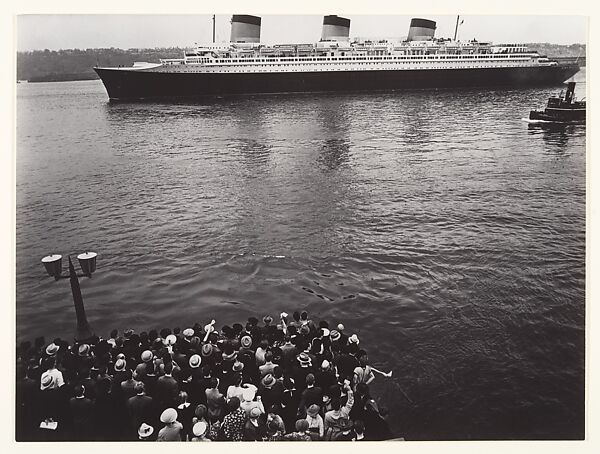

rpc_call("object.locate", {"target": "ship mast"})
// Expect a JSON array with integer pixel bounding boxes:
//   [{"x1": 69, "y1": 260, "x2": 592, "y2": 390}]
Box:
[
  {"x1": 453, "y1": 15, "x2": 460, "y2": 41},
  {"x1": 212, "y1": 15, "x2": 216, "y2": 43}
]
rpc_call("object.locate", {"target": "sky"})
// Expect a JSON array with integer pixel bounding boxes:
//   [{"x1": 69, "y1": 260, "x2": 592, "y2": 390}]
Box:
[{"x1": 16, "y1": 14, "x2": 588, "y2": 52}]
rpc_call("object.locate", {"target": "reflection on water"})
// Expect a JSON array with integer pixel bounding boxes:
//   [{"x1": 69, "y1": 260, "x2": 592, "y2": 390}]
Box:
[
  {"x1": 527, "y1": 123, "x2": 585, "y2": 149},
  {"x1": 318, "y1": 138, "x2": 350, "y2": 171}
]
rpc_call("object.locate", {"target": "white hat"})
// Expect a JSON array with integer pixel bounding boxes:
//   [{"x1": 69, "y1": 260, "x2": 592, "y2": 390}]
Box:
[
  {"x1": 321, "y1": 360, "x2": 330, "y2": 369},
  {"x1": 183, "y1": 328, "x2": 195, "y2": 338},
  {"x1": 114, "y1": 358, "x2": 126, "y2": 372},
  {"x1": 40, "y1": 374, "x2": 55, "y2": 390},
  {"x1": 45, "y1": 343, "x2": 59, "y2": 356},
  {"x1": 160, "y1": 408, "x2": 178, "y2": 424},
  {"x1": 349, "y1": 334, "x2": 360, "y2": 345},
  {"x1": 138, "y1": 422, "x2": 154, "y2": 438},
  {"x1": 165, "y1": 334, "x2": 177, "y2": 346},
  {"x1": 337, "y1": 324, "x2": 345, "y2": 331},
  {"x1": 189, "y1": 354, "x2": 202, "y2": 368},
  {"x1": 193, "y1": 421, "x2": 208, "y2": 437}
]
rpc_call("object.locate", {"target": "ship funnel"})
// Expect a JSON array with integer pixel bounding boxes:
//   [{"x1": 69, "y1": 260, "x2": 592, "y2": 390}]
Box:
[
  {"x1": 321, "y1": 15, "x2": 351, "y2": 41},
  {"x1": 407, "y1": 18, "x2": 436, "y2": 41},
  {"x1": 230, "y1": 15, "x2": 261, "y2": 43}
]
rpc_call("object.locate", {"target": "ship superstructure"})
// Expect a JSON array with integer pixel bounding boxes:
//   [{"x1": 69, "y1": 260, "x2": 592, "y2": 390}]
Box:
[{"x1": 94, "y1": 15, "x2": 580, "y2": 101}]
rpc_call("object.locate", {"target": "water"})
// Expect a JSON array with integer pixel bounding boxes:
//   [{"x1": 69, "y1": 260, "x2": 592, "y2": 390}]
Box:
[{"x1": 16, "y1": 71, "x2": 586, "y2": 440}]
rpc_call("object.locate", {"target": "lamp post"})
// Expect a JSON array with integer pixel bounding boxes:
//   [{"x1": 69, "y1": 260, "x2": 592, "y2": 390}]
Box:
[{"x1": 41, "y1": 252, "x2": 98, "y2": 342}]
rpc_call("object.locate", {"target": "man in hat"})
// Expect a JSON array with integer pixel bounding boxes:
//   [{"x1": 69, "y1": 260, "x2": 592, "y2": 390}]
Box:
[
  {"x1": 127, "y1": 382, "x2": 155, "y2": 438},
  {"x1": 179, "y1": 328, "x2": 195, "y2": 355},
  {"x1": 157, "y1": 407, "x2": 183, "y2": 441},
  {"x1": 315, "y1": 360, "x2": 337, "y2": 392},
  {"x1": 294, "y1": 353, "x2": 314, "y2": 393},
  {"x1": 258, "y1": 373, "x2": 283, "y2": 412},
  {"x1": 243, "y1": 406, "x2": 264, "y2": 441},
  {"x1": 305, "y1": 404, "x2": 324, "y2": 440},
  {"x1": 298, "y1": 374, "x2": 322, "y2": 418},
  {"x1": 261, "y1": 315, "x2": 277, "y2": 343},
  {"x1": 138, "y1": 422, "x2": 155, "y2": 441},
  {"x1": 239, "y1": 335, "x2": 254, "y2": 355},
  {"x1": 40, "y1": 357, "x2": 64, "y2": 391},
  {"x1": 135, "y1": 350, "x2": 154, "y2": 381},
  {"x1": 222, "y1": 397, "x2": 246, "y2": 441}
]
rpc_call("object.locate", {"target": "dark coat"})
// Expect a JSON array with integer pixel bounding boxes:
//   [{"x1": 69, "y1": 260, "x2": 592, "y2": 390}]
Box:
[
  {"x1": 155, "y1": 375, "x2": 179, "y2": 410},
  {"x1": 127, "y1": 394, "x2": 155, "y2": 433},
  {"x1": 69, "y1": 396, "x2": 94, "y2": 441}
]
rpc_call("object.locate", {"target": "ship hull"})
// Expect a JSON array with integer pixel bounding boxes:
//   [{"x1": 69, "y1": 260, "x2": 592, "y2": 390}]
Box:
[
  {"x1": 529, "y1": 108, "x2": 586, "y2": 123},
  {"x1": 95, "y1": 64, "x2": 580, "y2": 101}
]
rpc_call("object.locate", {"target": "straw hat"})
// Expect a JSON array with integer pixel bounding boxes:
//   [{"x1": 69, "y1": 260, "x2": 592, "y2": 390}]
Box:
[
  {"x1": 45, "y1": 343, "x2": 59, "y2": 356},
  {"x1": 250, "y1": 407, "x2": 261, "y2": 419},
  {"x1": 138, "y1": 423, "x2": 154, "y2": 438},
  {"x1": 141, "y1": 350, "x2": 153, "y2": 362},
  {"x1": 160, "y1": 408, "x2": 178, "y2": 424},
  {"x1": 40, "y1": 374, "x2": 54, "y2": 390},
  {"x1": 240, "y1": 335, "x2": 252, "y2": 348},
  {"x1": 183, "y1": 328, "x2": 195, "y2": 338},
  {"x1": 330, "y1": 330, "x2": 341, "y2": 341},
  {"x1": 349, "y1": 334, "x2": 360, "y2": 345},
  {"x1": 261, "y1": 374, "x2": 276, "y2": 389},
  {"x1": 192, "y1": 421, "x2": 207, "y2": 437},
  {"x1": 114, "y1": 358, "x2": 126, "y2": 372},
  {"x1": 189, "y1": 354, "x2": 202, "y2": 368},
  {"x1": 201, "y1": 343, "x2": 214, "y2": 357}
]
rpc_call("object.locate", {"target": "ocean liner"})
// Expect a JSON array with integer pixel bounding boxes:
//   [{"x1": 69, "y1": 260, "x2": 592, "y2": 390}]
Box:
[{"x1": 94, "y1": 15, "x2": 580, "y2": 101}]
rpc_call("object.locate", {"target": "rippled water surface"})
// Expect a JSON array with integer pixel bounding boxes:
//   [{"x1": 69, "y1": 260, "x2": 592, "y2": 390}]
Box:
[{"x1": 16, "y1": 73, "x2": 586, "y2": 440}]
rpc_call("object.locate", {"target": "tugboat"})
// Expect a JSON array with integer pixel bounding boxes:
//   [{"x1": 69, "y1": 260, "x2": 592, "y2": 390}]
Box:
[{"x1": 528, "y1": 82, "x2": 586, "y2": 124}]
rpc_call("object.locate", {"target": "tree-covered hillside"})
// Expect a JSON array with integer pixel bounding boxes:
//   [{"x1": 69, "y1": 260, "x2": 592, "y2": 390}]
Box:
[{"x1": 17, "y1": 47, "x2": 185, "y2": 82}]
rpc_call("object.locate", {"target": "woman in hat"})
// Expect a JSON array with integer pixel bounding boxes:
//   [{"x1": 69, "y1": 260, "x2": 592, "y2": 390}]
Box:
[
  {"x1": 157, "y1": 407, "x2": 183, "y2": 441},
  {"x1": 243, "y1": 407, "x2": 264, "y2": 441}
]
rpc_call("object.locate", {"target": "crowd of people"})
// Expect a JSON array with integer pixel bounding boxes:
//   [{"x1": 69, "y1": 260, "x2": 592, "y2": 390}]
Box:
[{"x1": 16, "y1": 310, "x2": 393, "y2": 441}]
